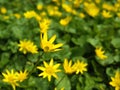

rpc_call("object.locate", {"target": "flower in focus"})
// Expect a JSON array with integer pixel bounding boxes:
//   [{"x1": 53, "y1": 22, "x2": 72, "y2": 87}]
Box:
[
  {"x1": 63, "y1": 59, "x2": 75, "y2": 74},
  {"x1": 102, "y1": 10, "x2": 112, "y2": 18},
  {"x1": 109, "y1": 71, "x2": 120, "y2": 90},
  {"x1": 16, "y1": 70, "x2": 28, "y2": 82},
  {"x1": 39, "y1": 18, "x2": 51, "y2": 33},
  {"x1": 40, "y1": 32, "x2": 63, "y2": 52},
  {"x1": 59, "y1": 16, "x2": 72, "y2": 26},
  {"x1": 2, "y1": 70, "x2": 19, "y2": 90},
  {"x1": 73, "y1": 60, "x2": 87, "y2": 74},
  {"x1": 18, "y1": 40, "x2": 38, "y2": 54},
  {"x1": 37, "y1": 58, "x2": 61, "y2": 81},
  {"x1": 95, "y1": 47, "x2": 107, "y2": 60},
  {"x1": 1, "y1": 7, "x2": 7, "y2": 14}
]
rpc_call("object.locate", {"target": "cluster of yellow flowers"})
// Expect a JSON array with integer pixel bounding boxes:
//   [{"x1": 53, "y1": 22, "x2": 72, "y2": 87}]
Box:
[
  {"x1": 37, "y1": 58, "x2": 87, "y2": 82},
  {"x1": 2, "y1": 70, "x2": 28, "y2": 90},
  {"x1": 18, "y1": 40, "x2": 38, "y2": 54}
]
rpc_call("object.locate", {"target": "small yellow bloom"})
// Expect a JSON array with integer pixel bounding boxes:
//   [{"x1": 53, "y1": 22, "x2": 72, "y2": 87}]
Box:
[
  {"x1": 109, "y1": 71, "x2": 120, "y2": 90},
  {"x1": 18, "y1": 40, "x2": 38, "y2": 54},
  {"x1": 60, "y1": 16, "x2": 71, "y2": 26},
  {"x1": 37, "y1": 59, "x2": 61, "y2": 81},
  {"x1": 24, "y1": 10, "x2": 36, "y2": 19},
  {"x1": 73, "y1": 60, "x2": 87, "y2": 74},
  {"x1": 39, "y1": 18, "x2": 51, "y2": 33},
  {"x1": 14, "y1": 13, "x2": 21, "y2": 19},
  {"x1": 84, "y1": 2, "x2": 100, "y2": 17},
  {"x1": 62, "y1": 3, "x2": 73, "y2": 13},
  {"x1": 78, "y1": 12, "x2": 85, "y2": 18},
  {"x1": 2, "y1": 70, "x2": 19, "y2": 90},
  {"x1": 54, "y1": 87, "x2": 64, "y2": 90},
  {"x1": 1, "y1": 7, "x2": 7, "y2": 14},
  {"x1": 63, "y1": 59, "x2": 75, "y2": 74},
  {"x1": 102, "y1": 10, "x2": 112, "y2": 18},
  {"x1": 40, "y1": 32, "x2": 63, "y2": 52},
  {"x1": 37, "y1": 4, "x2": 43, "y2": 10},
  {"x1": 16, "y1": 70, "x2": 28, "y2": 82},
  {"x1": 95, "y1": 47, "x2": 107, "y2": 60},
  {"x1": 102, "y1": 3, "x2": 114, "y2": 11}
]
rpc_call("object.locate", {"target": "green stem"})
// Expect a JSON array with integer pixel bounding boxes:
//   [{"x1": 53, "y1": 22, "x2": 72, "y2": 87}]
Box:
[
  {"x1": 28, "y1": 52, "x2": 44, "y2": 77},
  {"x1": 55, "y1": 74, "x2": 66, "y2": 87}
]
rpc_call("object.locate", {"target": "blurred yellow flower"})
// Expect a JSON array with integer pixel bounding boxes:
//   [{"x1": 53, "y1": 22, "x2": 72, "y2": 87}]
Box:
[
  {"x1": 16, "y1": 70, "x2": 28, "y2": 82},
  {"x1": 40, "y1": 32, "x2": 63, "y2": 52},
  {"x1": 117, "y1": 12, "x2": 120, "y2": 17},
  {"x1": 3, "y1": 15, "x2": 9, "y2": 20},
  {"x1": 78, "y1": 12, "x2": 85, "y2": 18},
  {"x1": 73, "y1": 0, "x2": 83, "y2": 7},
  {"x1": 1, "y1": 7, "x2": 7, "y2": 14},
  {"x1": 24, "y1": 10, "x2": 41, "y2": 21},
  {"x1": 95, "y1": 47, "x2": 107, "y2": 60},
  {"x1": 73, "y1": 60, "x2": 87, "y2": 74},
  {"x1": 102, "y1": 3, "x2": 114, "y2": 11},
  {"x1": 54, "y1": 87, "x2": 64, "y2": 90},
  {"x1": 39, "y1": 18, "x2": 51, "y2": 33},
  {"x1": 24, "y1": 10, "x2": 36, "y2": 18},
  {"x1": 102, "y1": 10, "x2": 112, "y2": 18},
  {"x1": 62, "y1": 3, "x2": 72, "y2": 13},
  {"x1": 47, "y1": 5, "x2": 62, "y2": 17},
  {"x1": 14, "y1": 13, "x2": 21, "y2": 19},
  {"x1": 60, "y1": 16, "x2": 71, "y2": 26},
  {"x1": 63, "y1": 59, "x2": 75, "y2": 74},
  {"x1": 2, "y1": 70, "x2": 19, "y2": 90},
  {"x1": 109, "y1": 71, "x2": 120, "y2": 90},
  {"x1": 37, "y1": 59, "x2": 61, "y2": 81},
  {"x1": 37, "y1": 4, "x2": 43, "y2": 10},
  {"x1": 18, "y1": 40, "x2": 38, "y2": 54},
  {"x1": 84, "y1": 2, "x2": 100, "y2": 17}
]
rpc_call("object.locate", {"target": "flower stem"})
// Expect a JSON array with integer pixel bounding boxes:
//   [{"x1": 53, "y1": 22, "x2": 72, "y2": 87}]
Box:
[{"x1": 28, "y1": 52, "x2": 44, "y2": 77}]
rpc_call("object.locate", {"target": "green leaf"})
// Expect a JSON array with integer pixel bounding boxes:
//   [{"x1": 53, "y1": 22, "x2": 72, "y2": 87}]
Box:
[
  {"x1": 0, "y1": 53, "x2": 10, "y2": 68},
  {"x1": 55, "y1": 73, "x2": 71, "y2": 90},
  {"x1": 111, "y1": 38, "x2": 120, "y2": 48}
]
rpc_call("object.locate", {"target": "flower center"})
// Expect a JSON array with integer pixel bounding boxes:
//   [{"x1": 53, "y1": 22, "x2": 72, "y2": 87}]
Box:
[
  {"x1": 44, "y1": 46, "x2": 50, "y2": 52},
  {"x1": 45, "y1": 67, "x2": 54, "y2": 75},
  {"x1": 8, "y1": 75, "x2": 16, "y2": 83}
]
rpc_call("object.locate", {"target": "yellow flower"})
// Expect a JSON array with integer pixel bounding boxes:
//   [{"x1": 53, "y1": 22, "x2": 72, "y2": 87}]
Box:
[
  {"x1": 18, "y1": 40, "x2": 38, "y2": 54},
  {"x1": 54, "y1": 87, "x2": 64, "y2": 90},
  {"x1": 24, "y1": 10, "x2": 36, "y2": 18},
  {"x1": 16, "y1": 70, "x2": 28, "y2": 82},
  {"x1": 39, "y1": 18, "x2": 51, "y2": 33},
  {"x1": 78, "y1": 12, "x2": 85, "y2": 18},
  {"x1": 37, "y1": 4, "x2": 43, "y2": 10},
  {"x1": 102, "y1": 3, "x2": 114, "y2": 11},
  {"x1": 84, "y1": 2, "x2": 100, "y2": 17},
  {"x1": 37, "y1": 59, "x2": 61, "y2": 81},
  {"x1": 63, "y1": 59, "x2": 75, "y2": 74},
  {"x1": 59, "y1": 16, "x2": 71, "y2": 26},
  {"x1": 62, "y1": 3, "x2": 73, "y2": 13},
  {"x1": 109, "y1": 71, "x2": 120, "y2": 90},
  {"x1": 2, "y1": 70, "x2": 19, "y2": 90},
  {"x1": 1, "y1": 7, "x2": 7, "y2": 14},
  {"x1": 40, "y1": 32, "x2": 63, "y2": 52},
  {"x1": 102, "y1": 10, "x2": 112, "y2": 18},
  {"x1": 73, "y1": 60, "x2": 87, "y2": 74},
  {"x1": 95, "y1": 47, "x2": 107, "y2": 60},
  {"x1": 14, "y1": 13, "x2": 21, "y2": 19}
]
